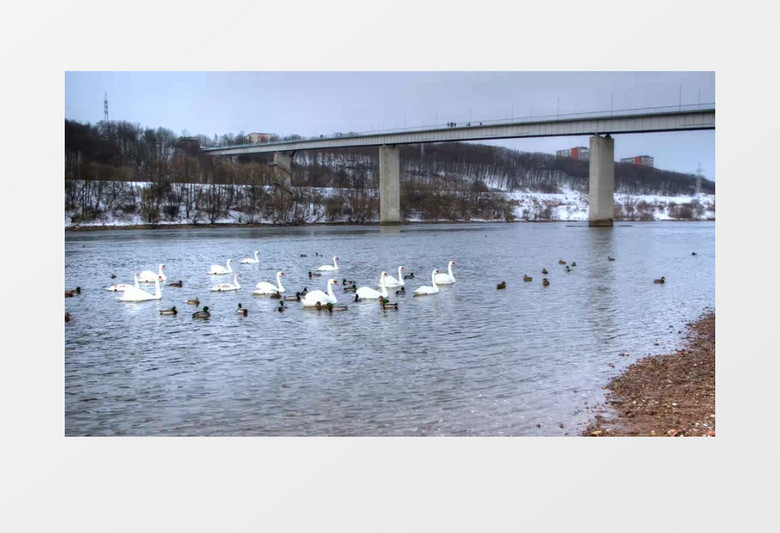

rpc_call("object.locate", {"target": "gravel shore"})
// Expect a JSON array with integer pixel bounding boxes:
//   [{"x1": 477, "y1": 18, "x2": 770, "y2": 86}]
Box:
[{"x1": 584, "y1": 311, "x2": 715, "y2": 437}]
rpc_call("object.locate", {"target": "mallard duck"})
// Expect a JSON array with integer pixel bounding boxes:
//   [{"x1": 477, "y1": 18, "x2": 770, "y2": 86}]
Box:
[
  {"x1": 192, "y1": 306, "x2": 211, "y2": 319},
  {"x1": 110, "y1": 273, "x2": 117, "y2": 279},
  {"x1": 403, "y1": 272, "x2": 415, "y2": 280},
  {"x1": 565, "y1": 266, "x2": 571, "y2": 273},
  {"x1": 167, "y1": 280, "x2": 183, "y2": 287},
  {"x1": 236, "y1": 303, "x2": 248, "y2": 316},
  {"x1": 277, "y1": 301, "x2": 286, "y2": 312},
  {"x1": 309, "y1": 271, "x2": 322, "y2": 278},
  {"x1": 354, "y1": 294, "x2": 361, "y2": 302},
  {"x1": 342, "y1": 278, "x2": 356, "y2": 286},
  {"x1": 284, "y1": 292, "x2": 300, "y2": 302},
  {"x1": 541, "y1": 268, "x2": 548, "y2": 275},
  {"x1": 523, "y1": 275, "x2": 533, "y2": 282},
  {"x1": 691, "y1": 252, "x2": 697, "y2": 256},
  {"x1": 160, "y1": 306, "x2": 178, "y2": 316},
  {"x1": 270, "y1": 291, "x2": 282, "y2": 299},
  {"x1": 185, "y1": 298, "x2": 200, "y2": 306},
  {"x1": 64, "y1": 287, "x2": 81, "y2": 297},
  {"x1": 607, "y1": 256, "x2": 615, "y2": 261},
  {"x1": 300, "y1": 254, "x2": 307, "y2": 258},
  {"x1": 497, "y1": 281, "x2": 507, "y2": 290},
  {"x1": 395, "y1": 287, "x2": 406, "y2": 296},
  {"x1": 380, "y1": 297, "x2": 398, "y2": 310},
  {"x1": 65, "y1": 312, "x2": 71, "y2": 323},
  {"x1": 343, "y1": 283, "x2": 357, "y2": 292},
  {"x1": 326, "y1": 302, "x2": 349, "y2": 312},
  {"x1": 653, "y1": 276, "x2": 666, "y2": 284},
  {"x1": 571, "y1": 261, "x2": 577, "y2": 267},
  {"x1": 558, "y1": 259, "x2": 566, "y2": 265},
  {"x1": 542, "y1": 278, "x2": 550, "y2": 286}
]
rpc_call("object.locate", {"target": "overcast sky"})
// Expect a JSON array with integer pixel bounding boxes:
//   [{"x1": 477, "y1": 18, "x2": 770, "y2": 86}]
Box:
[{"x1": 65, "y1": 71, "x2": 715, "y2": 180}]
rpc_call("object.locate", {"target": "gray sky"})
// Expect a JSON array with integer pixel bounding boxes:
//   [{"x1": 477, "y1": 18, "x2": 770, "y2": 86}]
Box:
[{"x1": 65, "y1": 71, "x2": 715, "y2": 180}]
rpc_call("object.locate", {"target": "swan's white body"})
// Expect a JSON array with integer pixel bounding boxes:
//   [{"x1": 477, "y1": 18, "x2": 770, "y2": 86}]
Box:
[
  {"x1": 119, "y1": 275, "x2": 162, "y2": 302},
  {"x1": 209, "y1": 259, "x2": 233, "y2": 275},
  {"x1": 211, "y1": 273, "x2": 241, "y2": 292},
  {"x1": 107, "y1": 272, "x2": 140, "y2": 292},
  {"x1": 240, "y1": 251, "x2": 260, "y2": 264},
  {"x1": 380, "y1": 266, "x2": 405, "y2": 288},
  {"x1": 358, "y1": 272, "x2": 389, "y2": 300},
  {"x1": 316, "y1": 256, "x2": 339, "y2": 272},
  {"x1": 434, "y1": 261, "x2": 456, "y2": 285},
  {"x1": 301, "y1": 279, "x2": 338, "y2": 307},
  {"x1": 414, "y1": 269, "x2": 440, "y2": 296},
  {"x1": 139, "y1": 264, "x2": 166, "y2": 283},
  {"x1": 252, "y1": 271, "x2": 286, "y2": 295}
]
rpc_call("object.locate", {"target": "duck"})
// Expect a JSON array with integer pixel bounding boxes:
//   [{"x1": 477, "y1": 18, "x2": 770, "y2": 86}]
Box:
[
  {"x1": 403, "y1": 272, "x2": 415, "y2": 280},
  {"x1": 571, "y1": 261, "x2": 577, "y2": 267},
  {"x1": 299, "y1": 254, "x2": 307, "y2": 258},
  {"x1": 192, "y1": 306, "x2": 211, "y2": 319},
  {"x1": 211, "y1": 273, "x2": 241, "y2": 292},
  {"x1": 65, "y1": 287, "x2": 81, "y2": 297},
  {"x1": 270, "y1": 291, "x2": 282, "y2": 299},
  {"x1": 167, "y1": 280, "x2": 183, "y2": 288},
  {"x1": 565, "y1": 266, "x2": 571, "y2": 273},
  {"x1": 139, "y1": 264, "x2": 166, "y2": 283},
  {"x1": 382, "y1": 266, "x2": 406, "y2": 288},
  {"x1": 356, "y1": 272, "x2": 389, "y2": 300},
  {"x1": 558, "y1": 259, "x2": 567, "y2": 265},
  {"x1": 325, "y1": 302, "x2": 349, "y2": 312},
  {"x1": 654, "y1": 276, "x2": 666, "y2": 284},
  {"x1": 208, "y1": 259, "x2": 233, "y2": 275},
  {"x1": 65, "y1": 312, "x2": 71, "y2": 323},
  {"x1": 185, "y1": 297, "x2": 200, "y2": 306},
  {"x1": 691, "y1": 252, "x2": 697, "y2": 256},
  {"x1": 309, "y1": 271, "x2": 322, "y2": 278},
  {"x1": 110, "y1": 273, "x2": 117, "y2": 279},
  {"x1": 607, "y1": 256, "x2": 615, "y2": 261},
  {"x1": 240, "y1": 251, "x2": 260, "y2": 264},
  {"x1": 496, "y1": 281, "x2": 507, "y2": 290},
  {"x1": 284, "y1": 292, "x2": 301, "y2": 302},
  {"x1": 119, "y1": 277, "x2": 162, "y2": 302},
  {"x1": 380, "y1": 297, "x2": 398, "y2": 310},
  {"x1": 434, "y1": 261, "x2": 456, "y2": 285},
  {"x1": 523, "y1": 275, "x2": 533, "y2": 282},
  {"x1": 541, "y1": 268, "x2": 548, "y2": 275},
  {"x1": 301, "y1": 279, "x2": 339, "y2": 308},
  {"x1": 160, "y1": 306, "x2": 178, "y2": 316},
  {"x1": 395, "y1": 287, "x2": 406, "y2": 296},
  {"x1": 316, "y1": 256, "x2": 339, "y2": 272},
  {"x1": 253, "y1": 271, "x2": 286, "y2": 295},
  {"x1": 543, "y1": 278, "x2": 550, "y2": 287},
  {"x1": 414, "y1": 269, "x2": 440, "y2": 296},
  {"x1": 236, "y1": 303, "x2": 248, "y2": 316},
  {"x1": 277, "y1": 301, "x2": 286, "y2": 312},
  {"x1": 342, "y1": 278, "x2": 357, "y2": 286},
  {"x1": 343, "y1": 283, "x2": 357, "y2": 292}
]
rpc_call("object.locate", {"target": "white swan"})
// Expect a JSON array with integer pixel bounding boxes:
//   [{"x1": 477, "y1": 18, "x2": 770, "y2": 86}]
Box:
[
  {"x1": 316, "y1": 256, "x2": 339, "y2": 272},
  {"x1": 107, "y1": 271, "x2": 140, "y2": 292},
  {"x1": 301, "y1": 278, "x2": 339, "y2": 307},
  {"x1": 139, "y1": 264, "x2": 167, "y2": 283},
  {"x1": 240, "y1": 251, "x2": 260, "y2": 264},
  {"x1": 252, "y1": 271, "x2": 286, "y2": 295},
  {"x1": 414, "y1": 269, "x2": 440, "y2": 296},
  {"x1": 211, "y1": 273, "x2": 241, "y2": 292},
  {"x1": 357, "y1": 272, "x2": 389, "y2": 300},
  {"x1": 119, "y1": 275, "x2": 162, "y2": 302},
  {"x1": 380, "y1": 266, "x2": 405, "y2": 288},
  {"x1": 209, "y1": 259, "x2": 233, "y2": 275},
  {"x1": 434, "y1": 261, "x2": 456, "y2": 285}
]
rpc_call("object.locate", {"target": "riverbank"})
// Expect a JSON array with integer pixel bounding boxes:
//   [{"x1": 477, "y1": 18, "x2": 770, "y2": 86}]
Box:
[{"x1": 585, "y1": 310, "x2": 716, "y2": 437}]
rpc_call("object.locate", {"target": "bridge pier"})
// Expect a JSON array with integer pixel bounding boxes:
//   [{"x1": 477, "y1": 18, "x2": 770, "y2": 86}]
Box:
[
  {"x1": 588, "y1": 134, "x2": 614, "y2": 227},
  {"x1": 379, "y1": 145, "x2": 401, "y2": 225},
  {"x1": 271, "y1": 152, "x2": 294, "y2": 193}
]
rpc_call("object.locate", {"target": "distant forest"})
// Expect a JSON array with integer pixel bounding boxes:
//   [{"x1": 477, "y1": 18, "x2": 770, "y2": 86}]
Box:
[{"x1": 65, "y1": 119, "x2": 715, "y2": 224}]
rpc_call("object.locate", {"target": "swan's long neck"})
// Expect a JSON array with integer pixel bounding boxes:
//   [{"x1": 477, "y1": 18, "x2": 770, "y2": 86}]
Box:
[
  {"x1": 227, "y1": 260, "x2": 233, "y2": 273},
  {"x1": 327, "y1": 280, "x2": 336, "y2": 300},
  {"x1": 276, "y1": 272, "x2": 285, "y2": 292},
  {"x1": 158, "y1": 264, "x2": 164, "y2": 277},
  {"x1": 254, "y1": 251, "x2": 259, "y2": 261},
  {"x1": 448, "y1": 263, "x2": 454, "y2": 278},
  {"x1": 234, "y1": 273, "x2": 240, "y2": 288},
  {"x1": 380, "y1": 274, "x2": 388, "y2": 297},
  {"x1": 133, "y1": 272, "x2": 140, "y2": 289},
  {"x1": 332, "y1": 257, "x2": 338, "y2": 268},
  {"x1": 431, "y1": 270, "x2": 438, "y2": 288},
  {"x1": 398, "y1": 266, "x2": 404, "y2": 284}
]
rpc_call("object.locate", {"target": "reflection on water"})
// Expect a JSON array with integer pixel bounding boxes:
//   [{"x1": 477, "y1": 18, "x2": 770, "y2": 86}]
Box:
[{"x1": 65, "y1": 222, "x2": 714, "y2": 436}]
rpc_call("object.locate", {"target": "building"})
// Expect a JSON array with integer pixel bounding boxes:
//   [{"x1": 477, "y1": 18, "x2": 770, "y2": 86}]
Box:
[
  {"x1": 556, "y1": 146, "x2": 590, "y2": 160},
  {"x1": 620, "y1": 155, "x2": 654, "y2": 167},
  {"x1": 248, "y1": 132, "x2": 272, "y2": 143}
]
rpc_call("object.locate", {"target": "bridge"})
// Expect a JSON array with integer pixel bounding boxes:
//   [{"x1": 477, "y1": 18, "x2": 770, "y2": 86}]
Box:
[{"x1": 203, "y1": 105, "x2": 715, "y2": 226}]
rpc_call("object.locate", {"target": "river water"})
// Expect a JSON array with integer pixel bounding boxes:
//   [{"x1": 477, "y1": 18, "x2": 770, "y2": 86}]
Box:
[{"x1": 65, "y1": 221, "x2": 714, "y2": 436}]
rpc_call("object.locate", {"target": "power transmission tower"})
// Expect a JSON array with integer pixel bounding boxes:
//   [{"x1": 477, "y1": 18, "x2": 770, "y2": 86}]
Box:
[
  {"x1": 104, "y1": 92, "x2": 109, "y2": 123},
  {"x1": 694, "y1": 161, "x2": 703, "y2": 196}
]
